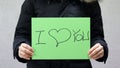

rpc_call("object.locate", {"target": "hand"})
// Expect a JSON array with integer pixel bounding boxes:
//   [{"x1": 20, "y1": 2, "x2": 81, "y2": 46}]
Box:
[
  {"x1": 88, "y1": 43, "x2": 104, "y2": 60},
  {"x1": 18, "y1": 43, "x2": 34, "y2": 60}
]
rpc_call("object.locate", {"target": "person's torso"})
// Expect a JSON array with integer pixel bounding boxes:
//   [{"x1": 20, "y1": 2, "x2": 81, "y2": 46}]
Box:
[
  {"x1": 28, "y1": 0, "x2": 94, "y2": 68},
  {"x1": 33, "y1": 0, "x2": 91, "y2": 17}
]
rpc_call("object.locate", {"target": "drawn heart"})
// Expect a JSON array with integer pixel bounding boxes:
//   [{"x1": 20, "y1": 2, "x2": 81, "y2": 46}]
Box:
[{"x1": 48, "y1": 28, "x2": 71, "y2": 47}]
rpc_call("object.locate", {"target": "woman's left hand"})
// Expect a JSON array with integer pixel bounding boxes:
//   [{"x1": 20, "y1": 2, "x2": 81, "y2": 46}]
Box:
[{"x1": 88, "y1": 43, "x2": 104, "y2": 60}]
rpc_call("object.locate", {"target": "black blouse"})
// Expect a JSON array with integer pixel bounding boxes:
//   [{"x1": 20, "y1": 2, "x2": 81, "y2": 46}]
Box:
[{"x1": 13, "y1": 0, "x2": 108, "y2": 68}]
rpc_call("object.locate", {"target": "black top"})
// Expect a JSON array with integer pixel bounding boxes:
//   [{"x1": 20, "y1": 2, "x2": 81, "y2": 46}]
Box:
[{"x1": 13, "y1": 0, "x2": 108, "y2": 68}]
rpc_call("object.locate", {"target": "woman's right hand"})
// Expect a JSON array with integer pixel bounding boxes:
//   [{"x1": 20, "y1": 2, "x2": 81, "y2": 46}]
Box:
[{"x1": 18, "y1": 43, "x2": 34, "y2": 60}]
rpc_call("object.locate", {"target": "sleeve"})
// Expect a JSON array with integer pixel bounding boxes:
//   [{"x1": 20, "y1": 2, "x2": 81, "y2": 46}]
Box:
[
  {"x1": 89, "y1": 2, "x2": 108, "y2": 63},
  {"x1": 13, "y1": 0, "x2": 35, "y2": 63}
]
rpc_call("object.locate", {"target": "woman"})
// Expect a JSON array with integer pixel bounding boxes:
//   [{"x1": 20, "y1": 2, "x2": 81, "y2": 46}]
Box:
[{"x1": 13, "y1": 0, "x2": 108, "y2": 68}]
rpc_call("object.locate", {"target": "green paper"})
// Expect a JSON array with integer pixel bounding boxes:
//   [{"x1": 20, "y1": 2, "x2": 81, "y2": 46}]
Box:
[{"x1": 32, "y1": 18, "x2": 90, "y2": 60}]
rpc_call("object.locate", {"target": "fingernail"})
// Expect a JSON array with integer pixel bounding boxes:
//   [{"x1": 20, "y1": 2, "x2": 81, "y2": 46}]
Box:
[{"x1": 32, "y1": 53, "x2": 34, "y2": 55}]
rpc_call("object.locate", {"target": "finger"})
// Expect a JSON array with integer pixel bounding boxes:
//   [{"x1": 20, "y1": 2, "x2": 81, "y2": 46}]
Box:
[
  {"x1": 89, "y1": 44, "x2": 103, "y2": 58},
  {"x1": 19, "y1": 52, "x2": 30, "y2": 60},
  {"x1": 89, "y1": 45, "x2": 103, "y2": 58},
  {"x1": 92, "y1": 49, "x2": 104, "y2": 59},
  {"x1": 19, "y1": 44, "x2": 33, "y2": 56},
  {"x1": 21, "y1": 43, "x2": 34, "y2": 52},
  {"x1": 20, "y1": 46, "x2": 33, "y2": 56},
  {"x1": 89, "y1": 43, "x2": 99, "y2": 54},
  {"x1": 19, "y1": 51, "x2": 31, "y2": 60},
  {"x1": 19, "y1": 45, "x2": 33, "y2": 56}
]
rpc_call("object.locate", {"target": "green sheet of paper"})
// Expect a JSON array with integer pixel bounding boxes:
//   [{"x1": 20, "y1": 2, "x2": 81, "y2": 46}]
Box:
[{"x1": 32, "y1": 18, "x2": 90, "y2": 60}]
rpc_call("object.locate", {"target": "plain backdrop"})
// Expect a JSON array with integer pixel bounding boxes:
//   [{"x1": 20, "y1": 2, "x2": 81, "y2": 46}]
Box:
[{"x1": 0, "y1": 0, "x2": 120, "y2": 68}]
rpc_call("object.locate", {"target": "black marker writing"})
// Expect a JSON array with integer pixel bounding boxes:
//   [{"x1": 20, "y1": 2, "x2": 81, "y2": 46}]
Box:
[
  {"x1": 36, "y1": 30, "x2": 46, "y2": 45},
  {"x1": 73, "y1": 29, "x2": 89, "y2": 42},
  {"x1": 48, "y1": 28, "x2": 71, "y2": 47},
  {"x1": 35, "y1": 28, "x2": 90, "y2": 47}
]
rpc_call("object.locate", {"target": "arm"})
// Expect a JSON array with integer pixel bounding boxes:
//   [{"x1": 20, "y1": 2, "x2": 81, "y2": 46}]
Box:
[
  {"x1": 87, "y1": 2, "x2": 108, "y2": 63},
  {"x1": 13, "y1": 0, "x2": 35, "y2": 63}
]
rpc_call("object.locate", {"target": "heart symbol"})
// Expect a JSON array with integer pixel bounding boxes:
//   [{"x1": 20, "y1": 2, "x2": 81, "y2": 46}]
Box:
[{"x1": 48, "y1": 28, "x2": 71, "y2": 47}]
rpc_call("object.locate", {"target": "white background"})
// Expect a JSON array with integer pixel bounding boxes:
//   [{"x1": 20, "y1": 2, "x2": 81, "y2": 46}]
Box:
[{"x1": 0, "y1": 0, "x2": 120, "y2": 68}]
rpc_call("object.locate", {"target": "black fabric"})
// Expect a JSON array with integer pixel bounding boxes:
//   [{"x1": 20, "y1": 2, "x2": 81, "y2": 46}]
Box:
[
  {"x1": 13, "y1": 0, "x2": 108, "y2": 68},
  {"x1": 26, "y1": 60, "x2": 92, "y2": 68}
]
